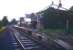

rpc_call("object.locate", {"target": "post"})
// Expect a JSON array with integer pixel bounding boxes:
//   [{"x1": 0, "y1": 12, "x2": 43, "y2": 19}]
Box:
[
  {"x1": 66, "y1": 15, "x2": 70, "y2": 34},
  {"x1": 66, "y1": 19, "x2": 69, "y2": 33}
]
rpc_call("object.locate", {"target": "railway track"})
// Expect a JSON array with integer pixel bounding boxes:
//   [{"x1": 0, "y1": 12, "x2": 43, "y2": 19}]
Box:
[
  {"x1": 1, "y1": 26, "x2": 71, "y2": 50},
  {"x1": 13, "y1": 26, "x2": 69, "y2": 50},
  {"x1": 1, "y1": 28, "x2": 24, "y2": 50},
  {"x1": 9, "y1": 27, "x2": 49, "y2": 50},
  {"x1": 6, "y1": 25, "x2": 73, "y2": 50}
]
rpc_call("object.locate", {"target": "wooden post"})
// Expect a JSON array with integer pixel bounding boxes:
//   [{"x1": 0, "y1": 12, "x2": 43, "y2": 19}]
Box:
[{"x1": 66, "y1": 17, "x2": 70, "y2": 34}]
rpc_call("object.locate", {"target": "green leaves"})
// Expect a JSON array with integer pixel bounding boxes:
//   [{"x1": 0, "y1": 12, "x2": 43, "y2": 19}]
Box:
[{"x1": 2, "y1": 16, "x2": 9, "y2": 26}]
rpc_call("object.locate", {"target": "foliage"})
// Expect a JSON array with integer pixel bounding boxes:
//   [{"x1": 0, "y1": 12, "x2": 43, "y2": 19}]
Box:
[
  {"x1": 69, "y1": 6, "x2": 73, "y2": 11},
  {"x1": 0, "y1": 27, "x2": 6, "y2": 38},
  {"x1": 10, "y1": 18, "x2": 17, "y2": 25},
  {"x1": 0, "y1": 21, "x2": 3, "y2": 29},
  {"x1": 2, "y1": 16, "x2": 9, "y2": 26}
]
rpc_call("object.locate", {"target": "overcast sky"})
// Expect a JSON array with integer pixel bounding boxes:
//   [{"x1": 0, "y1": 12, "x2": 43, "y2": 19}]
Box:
[{"x1": 0, "y1": 0, "x2": 73, "y2": 21}]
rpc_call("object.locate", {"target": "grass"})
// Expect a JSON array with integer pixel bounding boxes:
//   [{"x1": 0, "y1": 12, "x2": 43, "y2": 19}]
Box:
[
  {"x1": 39, "y1": 28, "x2": 65, "y2": 33},
  {"x1": 0, "y1": 27, "x2": 5, "y2": 32},
  {"x1": 0, "y1": 27, "x2": 6, "y2": 38},
  {"x1": 39, "y1": 28, "x2": 66, "y2": 39},
  {"x1": 39, "y1": 28, "x2": 73, "y2": 39}
]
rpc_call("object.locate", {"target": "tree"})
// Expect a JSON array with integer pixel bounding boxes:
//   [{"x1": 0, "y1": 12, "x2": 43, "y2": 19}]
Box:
[
  {"x1": 69, "y1": 6, "x2": 73, "y2": 11},
  {"x1": 10, "y1": 18, "x2": 17, "y2": 25},
  {"x1": 2, "y1": 16, "x2": 9, "y2": 26}
]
